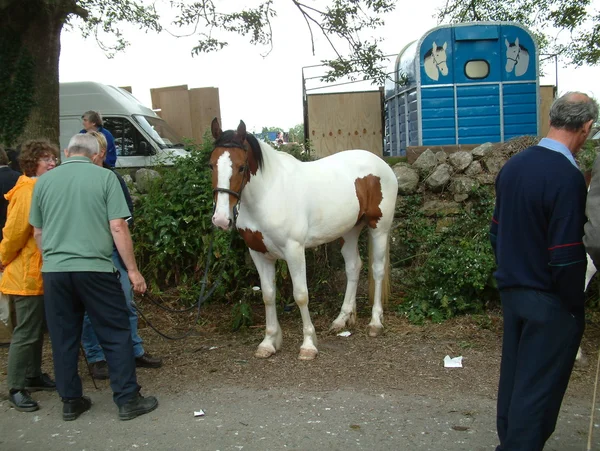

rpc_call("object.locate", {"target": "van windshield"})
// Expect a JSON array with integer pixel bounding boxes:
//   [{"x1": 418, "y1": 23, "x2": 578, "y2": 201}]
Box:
[{"x1": 133, "y1": 115, "x2": 185, "y2": 149}]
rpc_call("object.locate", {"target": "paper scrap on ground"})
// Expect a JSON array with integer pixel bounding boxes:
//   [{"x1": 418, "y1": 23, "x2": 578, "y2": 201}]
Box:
[
  {"x1": 194, "y1": 410, "x2": 205, "y2": 417},
  {"x1": 337, "y1": 331, "x2": 351, "y2": 337},
  {"x1": 444, "y1": 355, "x2": 463, "y2": 368}
]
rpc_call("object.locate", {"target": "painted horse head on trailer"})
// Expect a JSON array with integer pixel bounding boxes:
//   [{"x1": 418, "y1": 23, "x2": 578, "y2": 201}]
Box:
[{"x1": 209, "y1": 118, "x2": 399, "y2": 360}]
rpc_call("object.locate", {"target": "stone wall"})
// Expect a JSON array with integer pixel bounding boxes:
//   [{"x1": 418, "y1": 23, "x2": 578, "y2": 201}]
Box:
[{"x1": 392, "y1": 136, "x2": 541, "y2": 203}]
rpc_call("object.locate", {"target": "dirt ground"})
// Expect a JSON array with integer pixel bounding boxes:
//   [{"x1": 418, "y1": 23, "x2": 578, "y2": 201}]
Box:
[
  {"x1": 98, "y1": 296, "x2": 600, "y2": 401},
  {"x1": 2, "y1": 297, "x2": 600, "y2": 450}
]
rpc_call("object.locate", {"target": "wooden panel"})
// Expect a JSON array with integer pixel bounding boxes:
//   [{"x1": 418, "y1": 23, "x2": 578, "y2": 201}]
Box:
[
  {"x1": 307, "y1": 91, "x2": 383, "y2": 158},
  {"x1": 189, "y1": 87, "x2": 221, "y2": 143},
  {"x1": 156, "y1": 90, "x2": 193, "y2": 139},
  {"x1": 539, "y1": 85, "x2": 556, "y2": 137},
  {"x1": 406, "y1": 144, "x2": 480, "y2": 164},
  {"x1": 150, "y1": 85, "x2": 188, "y2": 115}
]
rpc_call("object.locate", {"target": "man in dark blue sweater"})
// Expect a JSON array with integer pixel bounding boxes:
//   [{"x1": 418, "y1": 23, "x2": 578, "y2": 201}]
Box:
[
  {"x1": 490, "y1": 92, "x2": 598, "y2": 451},
  {"x1": 80, "y1": 110, "x2": 117, "y2": 167}
]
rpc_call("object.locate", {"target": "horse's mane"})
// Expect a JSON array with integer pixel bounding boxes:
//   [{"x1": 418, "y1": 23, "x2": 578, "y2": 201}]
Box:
[
  {"x1": 508, "y1": 43, "x2": 529, "y2": 53},
  {"x1": 424, "y1": 45, "x2": 445, "y2": 59},
  {"x1": 213, "y1": 129, "x2": 264, "y2": 171}
]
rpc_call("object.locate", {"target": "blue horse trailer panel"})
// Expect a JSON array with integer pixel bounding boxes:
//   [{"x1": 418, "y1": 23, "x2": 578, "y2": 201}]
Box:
[{"x1": 384, "y1": 22, "x2": 539, "y2": 156}]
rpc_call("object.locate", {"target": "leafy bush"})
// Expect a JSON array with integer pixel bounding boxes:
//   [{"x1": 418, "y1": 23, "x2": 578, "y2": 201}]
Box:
[
  {"x1": 396, "y1": 187, "x2": 498, "y2": 324},
  {"x1": 577, "y1": 139, "x2": 599, "y2": 174},
  {"x1": 132, "y1": 133, "x2": 324, "y2": 307},
  {"x1": 132, "y1": 133, "x2": 251, "y2": 304}
]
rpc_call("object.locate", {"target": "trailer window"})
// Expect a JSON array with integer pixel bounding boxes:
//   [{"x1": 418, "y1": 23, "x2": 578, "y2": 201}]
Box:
[{"x1": 464, "y1": 60, "x2": 489, "y2": 79}]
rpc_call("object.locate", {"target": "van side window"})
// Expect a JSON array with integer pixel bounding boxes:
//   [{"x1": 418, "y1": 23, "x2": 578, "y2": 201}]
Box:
[{"x1": 103, "y1": 117, "x2": 149, "y2": 157}]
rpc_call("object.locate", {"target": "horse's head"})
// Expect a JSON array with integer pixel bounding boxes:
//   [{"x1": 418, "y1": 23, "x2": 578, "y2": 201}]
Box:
[
  {"x1": 432, "y1": 41, "x2": 448, "y2": 76},
  {"x1": 505, "y1": 37, "x2": 520, "y2": 73},
  {"x1": 209, "y1": 117, "x2": 263, "y2": 230}
]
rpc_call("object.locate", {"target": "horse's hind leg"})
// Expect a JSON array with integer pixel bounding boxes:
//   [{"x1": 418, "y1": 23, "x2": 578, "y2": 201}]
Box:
[
  {"x1": 250, "y1": 250, "x2": 282, "y2": 359},
  {"x1": 367, "y1": 229, "x2": 389, "y2": 337},
  {"x1": 285, "y1": 242, "x2": 318, "y2": 360},
  {"x1": 330, "y1": 225, "x2": 363, "y2": 332}
]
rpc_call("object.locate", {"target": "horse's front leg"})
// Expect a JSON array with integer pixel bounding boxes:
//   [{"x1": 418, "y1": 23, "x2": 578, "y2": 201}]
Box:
[
  {"x1": 249, "y1": 250, "x2": 282, "y2": 359},
  {"x1": 285, "y1": 242, "x2": 318, "y2": 360}
]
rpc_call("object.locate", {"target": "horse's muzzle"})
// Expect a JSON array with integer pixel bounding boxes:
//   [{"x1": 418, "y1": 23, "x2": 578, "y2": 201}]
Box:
[{"x1": 212, "y1": 214, "x2": 232, "y2": 230}]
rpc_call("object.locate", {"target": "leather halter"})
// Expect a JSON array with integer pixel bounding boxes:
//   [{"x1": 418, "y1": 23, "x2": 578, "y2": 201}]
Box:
[
  {"x1": 507, "y1": 45, "x2": 521, "y2": 64},
  {"x1": 212, "y1": 142, "x2": 250, "y2": 226}
]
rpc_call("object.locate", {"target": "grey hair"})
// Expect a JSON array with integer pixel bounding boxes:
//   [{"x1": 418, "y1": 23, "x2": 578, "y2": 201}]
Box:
[
  {"x1": 549, "y1": 92, "x2": 599, "y2": 131},
  {"x1": 67, "y1": 133, "x2": 100, "y2": 158},
  {"x1": 82, "y1": 110, "x2": 103, "y2": 127}
]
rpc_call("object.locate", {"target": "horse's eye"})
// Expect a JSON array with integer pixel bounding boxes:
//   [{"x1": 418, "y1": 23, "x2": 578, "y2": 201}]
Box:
[{"x1": 239, "y1": 166, "x2": 246, "y2": 173}]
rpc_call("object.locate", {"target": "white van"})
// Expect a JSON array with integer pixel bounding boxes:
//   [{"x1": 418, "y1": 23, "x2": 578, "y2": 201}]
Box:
[{"x1": 60, "y1": 81, "x2": 189, "y2": 168}]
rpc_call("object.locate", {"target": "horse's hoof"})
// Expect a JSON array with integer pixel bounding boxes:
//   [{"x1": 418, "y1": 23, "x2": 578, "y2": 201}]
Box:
[
  {"x1": 298, "y1": 348, "x2": 318, "y2": 360},
  {"x1": 329, "y1": 321, "x2": 345, "y2": 333},
  {"x1": 255, "y1": 346, "x2": 275, "y2": 359},
  {"x1": 367, "y1": 325, "x2": 383, "y2": 337}
]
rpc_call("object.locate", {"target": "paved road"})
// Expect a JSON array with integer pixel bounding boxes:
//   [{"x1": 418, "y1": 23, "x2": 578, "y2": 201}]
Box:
[{"x1": 1, "y1": 386, "x2": 598, "y2": 451}]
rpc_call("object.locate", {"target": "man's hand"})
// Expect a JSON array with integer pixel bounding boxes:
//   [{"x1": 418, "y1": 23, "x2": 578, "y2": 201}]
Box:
[{"x1": 128, "y1": 269, "x2": 147, "y2": 294}]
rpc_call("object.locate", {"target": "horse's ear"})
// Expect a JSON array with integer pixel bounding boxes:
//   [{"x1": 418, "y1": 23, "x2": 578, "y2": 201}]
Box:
[
  {"x1": 442, "y1": 41, "x2": 447, "y2": 50},
  {"x1": 505, "y1": 38, "x2": 509, "y2": 48},
  {"x1": 515, "y1": 37, "x2": 519, "y2": 47},
  {"x1": 211, "y1": 117, "x2": 222, "y2": 140},
  {"x1": 237, "y1": 120, "x2": 247, "y2": 142},
  {"x1": 432, "y1": 41, "x2": 437, "y2": 50}
]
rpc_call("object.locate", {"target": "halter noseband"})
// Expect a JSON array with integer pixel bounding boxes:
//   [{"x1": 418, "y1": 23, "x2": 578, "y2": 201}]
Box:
[
  {"x1": 432, "y1": 50, "x2": 446, "y2": 68},
  {"x1": 212, "y1": 142, "x2": 250, "y2": 226},
  {"x1": 507, "y1": 45, "x2": 521, "y2": 64}
]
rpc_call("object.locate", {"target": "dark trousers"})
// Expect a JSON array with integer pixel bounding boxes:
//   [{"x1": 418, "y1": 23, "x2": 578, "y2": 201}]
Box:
[
  {"x1": 7, "y1": 295, "x2": 45, "y2": 390},
  {"x1": 496, "y1": 288, "x2": 584, "y2": 451},
  {"x1": 43, "y1": 272, "x2": 140, "y2": 406}
]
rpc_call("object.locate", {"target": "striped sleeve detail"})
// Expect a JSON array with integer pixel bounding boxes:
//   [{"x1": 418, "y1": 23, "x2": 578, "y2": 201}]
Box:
[{"x1": 548, "y1": 242, "x2": 586, "y2": 267}]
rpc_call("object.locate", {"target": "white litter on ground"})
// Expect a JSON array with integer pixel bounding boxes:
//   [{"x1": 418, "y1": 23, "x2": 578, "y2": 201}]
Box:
[{"x1": 444, "y1": 355, "x2": 463, "y2": 368}]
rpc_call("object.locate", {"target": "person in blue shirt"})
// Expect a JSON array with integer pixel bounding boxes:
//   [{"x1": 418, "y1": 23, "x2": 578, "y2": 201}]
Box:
[
  {"x1": 80, "y1": 110, "x2": 117, "y2": 167},
  {"x1": 490, "y1": 92, "x2": 598, "y2": 451}
]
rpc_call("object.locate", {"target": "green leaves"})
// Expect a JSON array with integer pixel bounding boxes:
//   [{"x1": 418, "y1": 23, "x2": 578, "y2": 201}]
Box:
[
  {"x1": 132, "y1": 132, "x2": 249, "y2": 295},
  {"x1": 172, "y1": 0, "x2": 396, "y2": 84},
  {"x1": 396, "y1": 188, "x2": 498, "y2": 324},
  {"x1": 437, "y1": 0, "x2": 600, "y2": 66},
  {"x1": 0, "y1": 31, "x2": 35, "y2": 146}
]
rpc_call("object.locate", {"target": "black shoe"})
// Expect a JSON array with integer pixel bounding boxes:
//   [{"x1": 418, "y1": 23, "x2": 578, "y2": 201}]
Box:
[
  {"x1": 89, "y1": 361, "x2": 109, "y2": 380},
  {"x1": 135, "y1": 352, "x2": 163, "y2": 368},
  {"x1": 118, "y1": 393, "x2": 158, "y2": 421},
  {"x1": 25, "y1": 373, "x2": 56, "y2": 391},
  {"x1": 8, "y1": 390, "x2": 39, "y2": 412},
  {"x1": 62, "y1": 396, "x2": 92, "y2": 421}
]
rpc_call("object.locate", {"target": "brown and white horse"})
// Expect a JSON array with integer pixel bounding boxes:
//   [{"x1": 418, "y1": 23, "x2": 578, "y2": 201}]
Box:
[{"x1": 209, "y1": 118, "x2": 398, "y2": 360}]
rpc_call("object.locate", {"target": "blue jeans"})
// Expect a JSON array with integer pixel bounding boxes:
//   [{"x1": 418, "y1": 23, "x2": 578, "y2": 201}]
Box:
[{"x1": 81, "y1": 249, "x2": 144, "y2": 363}]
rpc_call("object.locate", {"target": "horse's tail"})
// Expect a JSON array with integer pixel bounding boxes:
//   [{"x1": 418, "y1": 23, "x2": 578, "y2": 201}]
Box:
[{"x1": 368, "y1": 235, "x2": 390, "y2": 307}]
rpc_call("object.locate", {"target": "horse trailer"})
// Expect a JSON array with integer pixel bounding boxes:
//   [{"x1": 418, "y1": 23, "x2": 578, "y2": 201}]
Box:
[{"x1": 384, "y1": 22, "x2": 540, "y2": 156}]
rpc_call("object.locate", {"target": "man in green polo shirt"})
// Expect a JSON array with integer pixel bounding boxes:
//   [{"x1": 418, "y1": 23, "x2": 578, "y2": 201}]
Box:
[{"x1": 29, "y1": 133, "x2": 158, "y2": 421}]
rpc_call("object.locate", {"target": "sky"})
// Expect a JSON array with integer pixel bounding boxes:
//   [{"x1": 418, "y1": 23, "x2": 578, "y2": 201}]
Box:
[{"x1": 58, "y1": 0, "x2": 600, "y2": 134}]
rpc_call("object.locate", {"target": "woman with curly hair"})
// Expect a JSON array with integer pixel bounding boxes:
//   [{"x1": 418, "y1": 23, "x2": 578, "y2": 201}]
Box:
[{"x1": 2, "y1": 139, "x2": 58, "y2": 412}]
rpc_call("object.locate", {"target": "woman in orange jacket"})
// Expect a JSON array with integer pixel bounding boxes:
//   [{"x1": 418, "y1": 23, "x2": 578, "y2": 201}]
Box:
[{"x1": 2, "y1": 140, "x2": 58, "y2": 412}]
